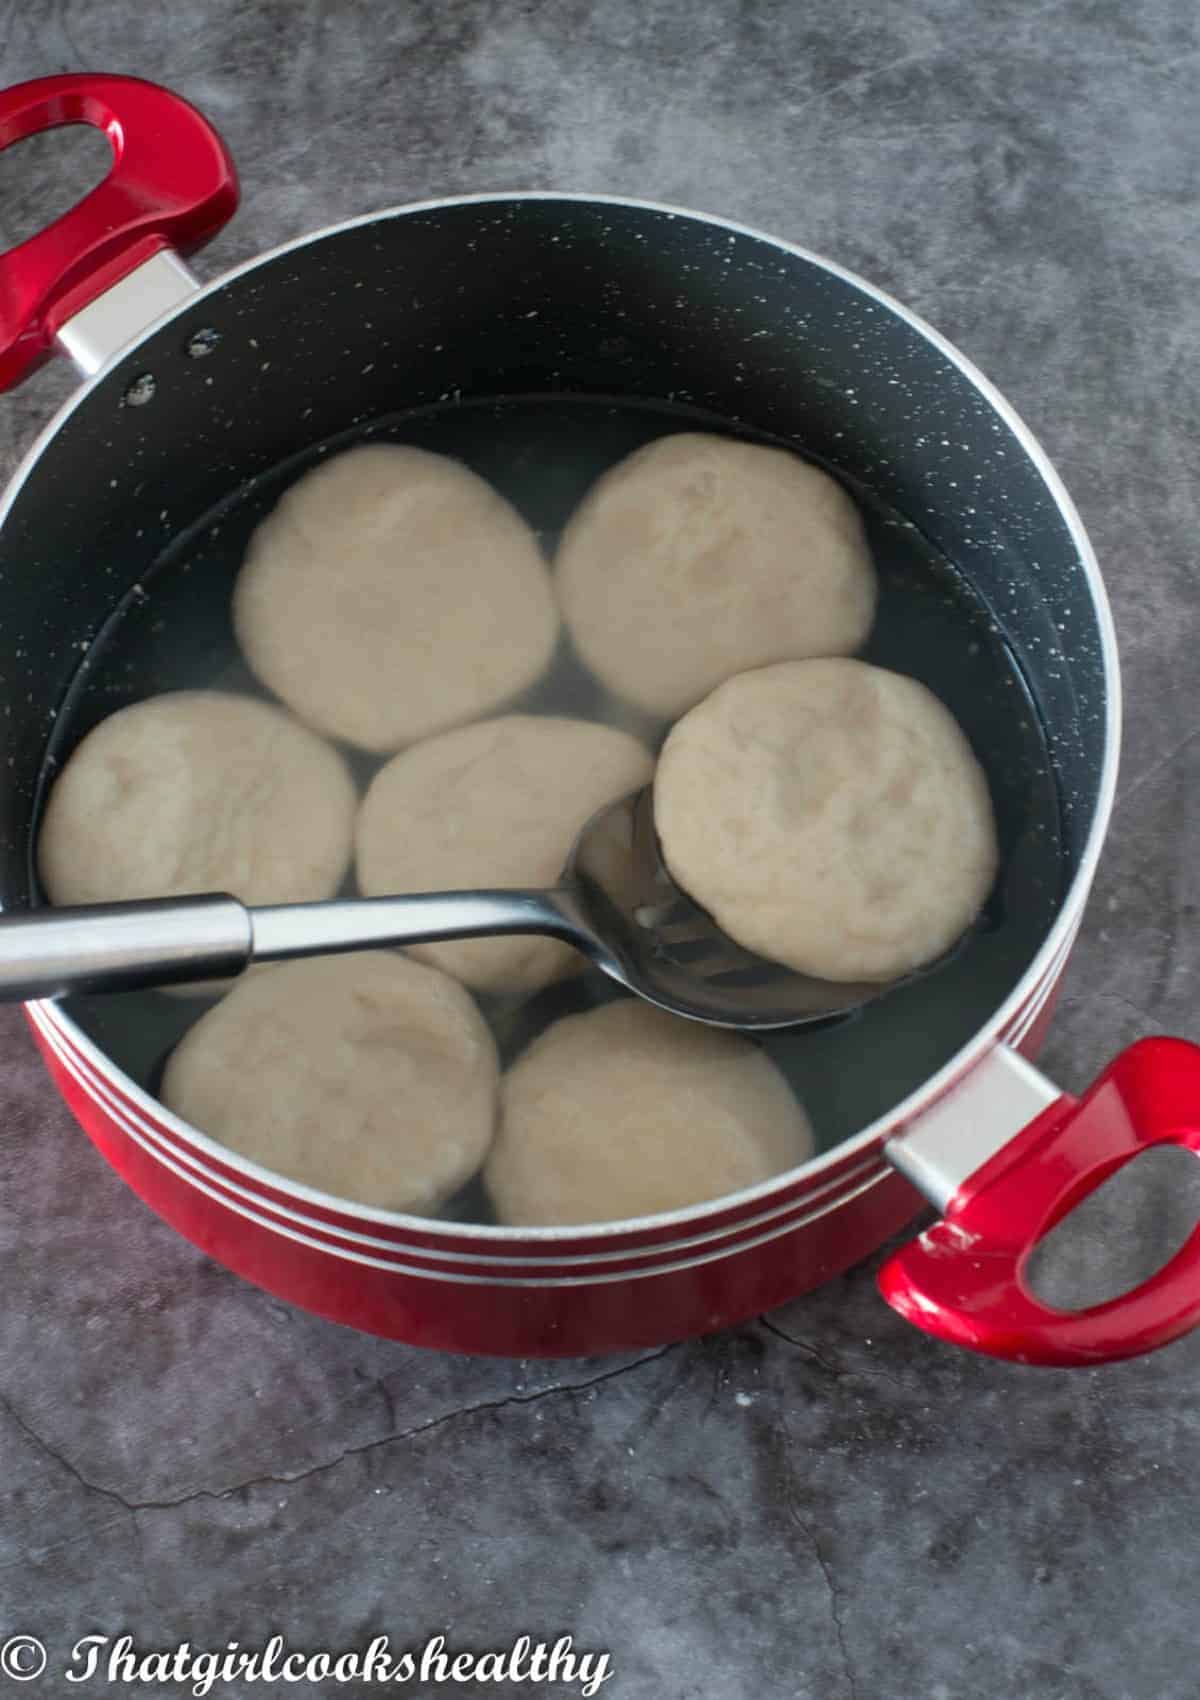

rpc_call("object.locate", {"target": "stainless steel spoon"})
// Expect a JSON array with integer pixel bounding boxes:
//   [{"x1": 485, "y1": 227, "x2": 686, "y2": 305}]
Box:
[{"x1": 0, "y1": 787, "x2": 888, "y2": 1029}]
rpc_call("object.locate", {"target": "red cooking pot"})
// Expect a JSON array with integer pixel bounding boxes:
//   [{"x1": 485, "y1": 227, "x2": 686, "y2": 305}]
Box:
[{"x1": 3, "y1": 73, "x2": 1197, "y2": 1367}]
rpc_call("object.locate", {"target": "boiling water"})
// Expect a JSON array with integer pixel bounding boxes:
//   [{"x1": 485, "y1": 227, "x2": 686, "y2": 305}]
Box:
[{"x1": 38, "y1": 396, "x2": 1064, "y2": 1217}]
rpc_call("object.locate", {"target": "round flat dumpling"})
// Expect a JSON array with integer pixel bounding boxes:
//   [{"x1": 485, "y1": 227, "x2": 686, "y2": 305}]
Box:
[
  {"x1": 38, "y1": 690, "x2": 356, "y2": 907},
  {"x1": 356, "y1": 714, "x2": 652, "y2": 995},
  {"x1": 654, "y1": 658, "x2": 999, "y2": 984},
  {"x1": 554, "y1": 432, "x2": 877, "y2": 719},
  {"x1": 162, "y1": 953, "x2": 498, "y2": 1213},
  {"x1": 233, "y1": 444, "x2": 560, "y2": 751},
  {"x1": 485, "y1": 999, "x2": 814, "y2": 1226}
]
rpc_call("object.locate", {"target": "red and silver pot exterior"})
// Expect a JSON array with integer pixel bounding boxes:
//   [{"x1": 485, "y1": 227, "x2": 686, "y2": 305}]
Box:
[{"x1": 3, "y1": 74, "x2": 1197, "y2": 1367}]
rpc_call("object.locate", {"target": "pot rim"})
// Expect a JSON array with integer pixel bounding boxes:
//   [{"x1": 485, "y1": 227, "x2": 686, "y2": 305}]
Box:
[{"x1": 7, "y1": 190, "x2": 1121, "y2": 1245}]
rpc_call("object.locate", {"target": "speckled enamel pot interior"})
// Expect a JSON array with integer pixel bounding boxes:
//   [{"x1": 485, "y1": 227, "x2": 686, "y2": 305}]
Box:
[{"x1": 0, "y1": 197, "x2": 1117, "y2": 1352}]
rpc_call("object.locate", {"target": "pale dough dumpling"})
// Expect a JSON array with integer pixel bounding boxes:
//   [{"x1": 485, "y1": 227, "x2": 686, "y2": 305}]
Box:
[
  {"x1": 356, "y1": 714, "x2": 653, "y2": 995},
  {"x1": 485, "y1": 999, "x2": 815, "y2": 1226},
  {"x1": 233, "y1": 444, "x2": 560, "y2": 751},
  {"x1": 654, "y1": 658, "x2": 999, "y2": 984},
  {"x1": 554, "y1": 432, "x2": 877, "y2": 719},
  {"x1": 39, "y1": 690, "x2": 356, "y2": 908},
  {"x1": 162, "y1": 953, "x2": 498, "y2": 1213}
]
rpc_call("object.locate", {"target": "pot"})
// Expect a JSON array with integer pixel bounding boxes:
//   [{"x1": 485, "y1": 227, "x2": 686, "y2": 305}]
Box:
[{"x1": 2, "y1": 73, "x2": 1195, "y2": 1367}]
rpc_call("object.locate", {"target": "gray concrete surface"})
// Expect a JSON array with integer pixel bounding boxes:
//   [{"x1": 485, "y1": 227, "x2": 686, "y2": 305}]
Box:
[{"x1": 1, "y1": 3, "x2": 1199, "y2": 1696}]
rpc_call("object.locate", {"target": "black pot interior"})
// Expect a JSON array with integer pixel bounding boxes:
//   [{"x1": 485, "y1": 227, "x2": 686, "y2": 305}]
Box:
[{"x1": 0, "y1": 199, "x2": 1107, "y2": 1171}]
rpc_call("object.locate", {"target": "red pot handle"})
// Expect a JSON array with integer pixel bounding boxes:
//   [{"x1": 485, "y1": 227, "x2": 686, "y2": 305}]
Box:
[
  {"x1": 0, "y1": 73, "x2": 238, "y2": 389},
  {"x1": 880, "y1": 1037, "x2": 1200, "y2": 1365}
]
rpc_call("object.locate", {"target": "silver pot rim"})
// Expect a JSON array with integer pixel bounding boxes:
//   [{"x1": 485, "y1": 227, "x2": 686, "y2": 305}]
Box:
[{"x1": 8, "y1": 191, "x2": 1121, "y2": 1246}]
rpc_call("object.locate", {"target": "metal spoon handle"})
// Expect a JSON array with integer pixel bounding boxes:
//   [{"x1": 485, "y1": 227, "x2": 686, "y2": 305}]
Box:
[
  {"x1": 249, "y1": 889, "x2": 588, "y2": 963},
  {"x1": 0, "y1": 895, "x2": 252, "y2": 1001},
  {"x1": 0, "y1": 888, "x2": 591, "y2": 1002}
]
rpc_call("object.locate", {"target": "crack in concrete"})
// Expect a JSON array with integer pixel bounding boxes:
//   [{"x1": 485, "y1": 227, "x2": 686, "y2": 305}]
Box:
[
  {"x1": 782, "y1": 43, "x2": 938, "y2": 129},
  {"x1": 0, "y1": 1345, "x2": 677, "y2": 1516},
  {"x1": 0, "y1": 1513, "x2": 133, "y2": 1580},
  {"x1": 760, "y1": 1316, "x2": 904, "y2": 1389},
  {"x1": 374, "y1": 1375, "x2": 399, "y2": 1435},
  {"x1": 772, "y1": 1417, "x2": 858, "y2": 1700},
  {"x1": 759, "y1": 1315, "x2": 845, "y2": 1377},
  {"x1": 1117, "y1": 722, "x2": 1200, "y2": 807},
  {"x1": 1071, "y1": 987, "x2": 1161, "y2": 1033},
  {"x1": 787, "y1": 1500, "x2": 858, "y2": 1700},
  {"x1": 0, "y1": 1389, "x2": 134, "y2": 1514}
]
